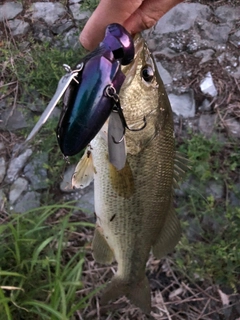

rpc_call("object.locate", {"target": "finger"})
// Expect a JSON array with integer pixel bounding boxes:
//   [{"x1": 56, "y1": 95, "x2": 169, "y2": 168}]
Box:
[
  {"x1": 124, "y1": 0, "x2": 183, "y2": 34},
  {"x1": 80, "y1": 0, "x2": 144, "y2": 50}
]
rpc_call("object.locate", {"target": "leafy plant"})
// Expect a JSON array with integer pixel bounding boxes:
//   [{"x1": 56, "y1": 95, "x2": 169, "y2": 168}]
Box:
[
  {"x1": 0, "y1": 204, "x2": 95, "y2": 320},
  {"x1": 175, "y1": 133, "x2": 240, "y2": 289}
]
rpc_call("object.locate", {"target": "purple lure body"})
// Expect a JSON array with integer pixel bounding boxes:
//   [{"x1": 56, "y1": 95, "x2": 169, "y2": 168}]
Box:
[{"x1": 57, "y1": 23, "x2": 134, "y2": 156}]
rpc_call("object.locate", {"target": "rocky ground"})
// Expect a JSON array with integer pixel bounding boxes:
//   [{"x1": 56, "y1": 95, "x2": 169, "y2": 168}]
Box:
[{"x1": 0, "y1": 0, "x2": 240, "y2": 319}]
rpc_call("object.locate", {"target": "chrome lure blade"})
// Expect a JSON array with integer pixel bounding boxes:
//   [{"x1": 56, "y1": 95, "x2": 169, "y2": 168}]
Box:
[
  {"x1": 25, "y1": 67, "x2": 80, "y2": 142},
  {"x1": 108, "y1": 111, "x2": 127, "y2": 171}
]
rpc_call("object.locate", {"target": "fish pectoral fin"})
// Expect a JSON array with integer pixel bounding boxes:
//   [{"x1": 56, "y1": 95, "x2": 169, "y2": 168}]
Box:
[
  {"x1": 100, "y1": 275, "x2": 151, "y2": 315},
  {"x1": 152, "y1": 205, "x2": 181, "y2": 259},
  {"x1": 71, "y1": 147, "x2": 95, "y2": 189},
  {"x1": 92, "y1": 227, "x2": 114, "y2": 264}
]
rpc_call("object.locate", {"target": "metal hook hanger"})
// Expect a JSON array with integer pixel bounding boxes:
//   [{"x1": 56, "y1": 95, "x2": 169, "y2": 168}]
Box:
[{"x1": 105, "y1": 85, "x2": 147, "y2": 144}]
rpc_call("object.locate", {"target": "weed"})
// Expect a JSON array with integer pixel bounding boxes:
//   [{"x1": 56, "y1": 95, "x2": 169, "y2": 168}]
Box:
[
  {"x1": 81, "y1": 0, "x2": 100, "y2": 11},
  {"x1": 0, "y1": 204, "x2": 95, "y2": 320},
  {"x1": 175, "y1": 133, "x2": 240, "y2": 289}
]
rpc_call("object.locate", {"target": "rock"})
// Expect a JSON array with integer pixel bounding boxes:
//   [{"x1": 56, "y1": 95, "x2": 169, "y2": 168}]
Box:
[
  {"x1": 0, "y1": 157, "x2": 6, "y2": 183},
  {"x1": 198, "y1": 21, "x2": 231, "y2": 44},
  {"x1": 32, "y1": 23, "x2": 52, "y2": 42},
  {"x1": 224, "y1": 118, "x2": 240, "y2": 138},
  {"x1": 9, "y1": 177, "x2": 28, "y2": 204},
  {"x1": 8, "y1": 19, "x2": 30, "y2": 36},
  {"x1": 13, "y1": 191, "x2": 41, "y2": 213},
  {"x1": 154, "y1": 48, "x2": 180, "y2": 59},
  {"x1": 199, "y1": 114, "x2": 217, "y2": 137},
  {"x1": 230, "y1": 30, "x2": 240, "y2": 48},
  {"x1": 155, "y1": 60, "x2": 173, "y2": 85},
  {"x1": 155, "y1": 3, "x2": 211, "y2": 34},
  {"x1": 62, "y1": 28, "x2": 81, "y2": 48},
  {"x1": 215, "y1": 5, "x2": 240, "y2": 24},
  {"x1": 168, "y1": 90, "x2": 195, "y2": 118},
  {"x1": 6, "y1": 149, "x2": 33, "y2": 183},
  {"x1": 0, "y1": 2, "x2": 23, "y2": 22},
  {"x1": 200, "y1": 72, "x2": 218, "y2": 97},
  {"x1": 23, "y1": 153, "x2": 48, "y2": 190},
  {"x1": 0, "y1": 190, "x2": 6, "y2": 207},
  {"x1": 69, "y1": 4, "x2": 91, "y2": 21},
  {"x1": 217, "y1": 53, "x2": 225, "y2": 64},
  {"x1": 229, "y1": 183, "x2": 240, "y2": 207},
  {"x1": 60, "y1": 165, "x2": 75, "y2": 192},
  {"x1": 0, "y1": 142, "x2": 5, "y2": 151},
  {"x1": 194, "y1": 49, "x2": 215, "y2": 64},
  {"x1": 51, "y1": 19, "x2": 74, "y2": 35},
  {"x1": 31, "y1": 2, "x2": 67, "y2": 26},
  {"x1": 199, "y1": 98, "x2": 212, "y2": 112},
  {"x1": 206, "y1": 180, "x2": 224, "y2": 200},
  {"x1": 232, "y1": 65, "x2": 240, "y2": 79},
  {"x1": 77, "y1": 183, "x2": 94, "y2": 214},
  {"x1": 0, "y1": 106, "x2": 30, "y2": 131},
  {"x1": 146, "y1": 38, "x2": 157, "y2": 52}
]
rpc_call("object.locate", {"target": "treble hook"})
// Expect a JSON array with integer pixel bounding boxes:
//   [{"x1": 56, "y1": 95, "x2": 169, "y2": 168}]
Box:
[{"x1": 105, "y1": 85, "x2": 147, "y2": 144}]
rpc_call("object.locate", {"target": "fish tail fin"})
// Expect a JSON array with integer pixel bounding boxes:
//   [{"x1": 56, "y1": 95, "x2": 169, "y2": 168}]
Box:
[{"x1": 101, "y1": 275, "x2": 151, "y2": 314}]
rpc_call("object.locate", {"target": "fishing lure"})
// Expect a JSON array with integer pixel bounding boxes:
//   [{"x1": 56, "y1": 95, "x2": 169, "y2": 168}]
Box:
[{"x1": 26, "y1": 23, "x2": 146, "y2": 170}]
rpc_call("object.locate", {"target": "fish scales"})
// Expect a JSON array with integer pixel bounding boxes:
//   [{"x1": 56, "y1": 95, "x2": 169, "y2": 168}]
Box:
[{"x1": 72, "y1": 36, "x2": 183, "y2": 314}]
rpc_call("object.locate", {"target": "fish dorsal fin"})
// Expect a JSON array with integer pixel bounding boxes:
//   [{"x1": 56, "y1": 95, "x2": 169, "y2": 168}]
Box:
[
  {"x1": 109, "y1": 160, "x2": 134, "y2": 198},
  {"x1": 71, "y1": 147, "x2": 96, "y2": 189},
  {"x1": 173, "y1": 151, "x2": 189, "y2": 189}
]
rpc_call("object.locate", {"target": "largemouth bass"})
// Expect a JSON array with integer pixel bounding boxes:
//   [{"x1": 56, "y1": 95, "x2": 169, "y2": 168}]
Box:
[{"x1": 72, "y1": 35, "x2": 185, "y2": 314}]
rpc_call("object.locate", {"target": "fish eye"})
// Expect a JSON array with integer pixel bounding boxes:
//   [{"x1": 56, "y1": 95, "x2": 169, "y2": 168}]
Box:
[{"x1": 141, "y1": 65, "x2": 154, "y2": 83}]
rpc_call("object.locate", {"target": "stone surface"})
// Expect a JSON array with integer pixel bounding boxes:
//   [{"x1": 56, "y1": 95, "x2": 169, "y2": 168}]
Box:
[
  {"x1": 77, "y1": 183, "x2": 94, "y2": 214},
  {"x1": 51, "y1": 19, "x2": 74, "y2": 35},
  {"x1": 155, "y1": 3, "x2": 211, "y2": 34},
  {"x1": 0, "y1": 106, "x2": 30, "y2": 131},
  {"x1": 8, "y1": 19, "x2": 30, "y2": 36},
  {"x1": 199, "y1": 114, "x2": 217, "y2": 137},
  {"x1": 0, "y1": 157, "x2": 6, "y2": 183},
  {"x1": 194, "y1": 49, "x2": 215, "y2": 64},
  {"x1": 0, "y1": 2, "x2": 23, "y2": 22},
  {"x1": 69, "y1": 4, "x2": 91, "y2": 21},
  {"x1": 32, "y1": 23, "x2": 52, "y2": 42},
  {"x1": 224, "y1": 118, "x2": 240, "y2": 138},
  {"x1": 0, "y1": 142, "x2": 5, "y2": 151},
  {"x1": 0, "y1": 190, "x2": 6, "y2": 207},
  {"x1": 13, "y1": 191, "x2": 41, "y2": 213},
  {"x1": 229, "y1": 183, "x2": 240, "y2": 207},
  {"x1": 9, "y1": 177, "x2": 28, "y2": 204},
  {"x1": 198, "y1": 21, "x2": 231, "y2": 44},
  {"x1": 31, "y1": 2, "x2": 67, "y2": 26},
  {"x1": 230, "y1": 30, "x2": 240, "y2": 48},
  {"x1": 200, "y1": 72, "x2": 218, "y2": 97},
  {"x1": 6, "y1": 149, "x2": 33, "y2": 183},
  {"x1": 215, "y1": 5, "x2": 240, "y2": 24},
  {"x1": 168, "y1": 90, "x2": 195, "y2": 118},
  {"x1": 23, "y1": 152, "x2": 48, "y2": 190},
  {"x1": 155, "y1": 60, "x2": 173, "y2": 85},
  {"x1": 199, "y1": 99, "x2": 212, "y2": 112},
  {"x1": 206, "y1": 180, "x2": 224, "y2": 200},
  {"x1": 62, "y1": 28, "x2": 80, "y2": 48}
]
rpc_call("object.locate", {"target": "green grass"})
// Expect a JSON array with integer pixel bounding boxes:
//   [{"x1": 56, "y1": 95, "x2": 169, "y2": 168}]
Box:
[
  {"x1": 174, "y1": 133, "x2": 240, "y2": 289},
  {"x1": 0, "y1": 204, "x2": 95, "y2": 320}
]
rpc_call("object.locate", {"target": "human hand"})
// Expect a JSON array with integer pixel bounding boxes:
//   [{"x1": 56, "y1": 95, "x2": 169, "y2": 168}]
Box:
[{"x1": 79, "y1": 0, "x2": 183, "y2": 50}]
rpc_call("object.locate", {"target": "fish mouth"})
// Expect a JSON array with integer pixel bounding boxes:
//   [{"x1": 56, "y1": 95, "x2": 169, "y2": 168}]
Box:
[{"x1": 120, "y1": 35, "x2": 145, "y2": 87}]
